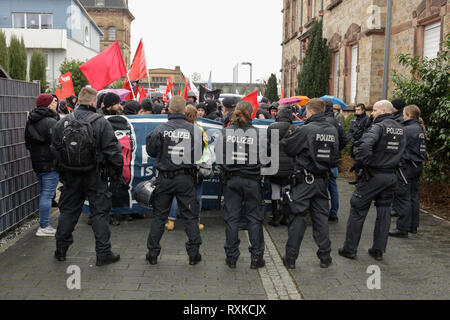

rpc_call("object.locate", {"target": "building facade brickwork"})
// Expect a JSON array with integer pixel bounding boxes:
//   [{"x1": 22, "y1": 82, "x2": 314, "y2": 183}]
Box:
[{"x1": 282, "y1": 0, "x2": 449, "y2": 107}]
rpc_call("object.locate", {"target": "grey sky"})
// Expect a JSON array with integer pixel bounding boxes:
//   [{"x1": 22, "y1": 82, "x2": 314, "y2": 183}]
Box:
[{"x1": 129, "y1": 0, "x2": 282, "y2": 84}]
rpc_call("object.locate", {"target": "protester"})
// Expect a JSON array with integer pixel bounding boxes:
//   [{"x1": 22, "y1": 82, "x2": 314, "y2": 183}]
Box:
[
  {"x1": 152, "y1": 103, "x2": 164, "y2": 114},
  {"x1": 68, "y1": 95, "x2": 78, "y2": 110},
  {"x1": 123, "y1": 100, "x2": 141, "y2": 115},
  {"x1": 25, "y1": 94, "x2": 59, "y2": 237},
  {"x1": 221, "y1": 97, "x2": 241, "y2": 127},
  {"x1": 166, "y1": 105, "x2": 209, "y2": 231},
  {"x1": 269, "y1": 104, "x2": 278, "y2": 119},
  {"x1": 323, "y1": 99, "x2": 348, "y2": 222},
  {"x1": 101, "y1": 92, "x2": 122, "y2": 115},
  {"x1": 138, "y1": 98, "x2": 153, "y2": 114},
  {"x1": 52, "y1": 87, "x2": 123, "y2": 266},
  {"x1": 267, "y1": 106, "x2": 296, "y2": 227},
  {"x1": 58, "y1": 101, "x2": 71, "y2": 115},
  {"x1": 204, "y1": 100, "x2": 220, "y2": 120},
  {"x1": 197, "y1": 103, "x2": 207, "y2": 118},
  {"x1": 333, "y1": 104, "x2": 346, "y2": 128}
]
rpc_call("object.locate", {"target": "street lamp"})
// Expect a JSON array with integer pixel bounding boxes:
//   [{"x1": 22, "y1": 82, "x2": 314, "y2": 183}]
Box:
[{"x1": 241, "y1": 62, "x2": 252, "y2": 84}]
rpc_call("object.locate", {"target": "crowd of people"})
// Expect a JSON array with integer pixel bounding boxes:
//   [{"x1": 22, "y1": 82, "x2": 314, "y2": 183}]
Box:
[{"x1": 23, "y1": 86, "x2": 426, "y2": 269}]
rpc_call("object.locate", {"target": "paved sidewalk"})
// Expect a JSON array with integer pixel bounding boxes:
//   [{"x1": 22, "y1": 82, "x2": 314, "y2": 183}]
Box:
[{"x1": 0, "y1": 178, "x2": 448, "y2": 300}]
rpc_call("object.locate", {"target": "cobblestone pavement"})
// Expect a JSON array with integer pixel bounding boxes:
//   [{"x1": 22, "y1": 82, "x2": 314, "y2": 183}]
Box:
[{"x1": 0, "y1": 178, "x2": 448, "y2": 300}]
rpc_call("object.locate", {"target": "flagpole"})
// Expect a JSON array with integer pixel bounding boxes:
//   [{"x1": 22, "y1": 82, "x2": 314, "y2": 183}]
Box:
[{"x1": 126, "y1": 72, "x2": 136, "y2": 101}]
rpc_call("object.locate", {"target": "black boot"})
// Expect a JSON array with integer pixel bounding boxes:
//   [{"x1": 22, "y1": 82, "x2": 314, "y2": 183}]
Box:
[
  {"x1": 96, "y1": 252, "x2": 120, "y2": 266},
  {"x1": 268, "y1": 200, "x2": 282, "y2": 227}
]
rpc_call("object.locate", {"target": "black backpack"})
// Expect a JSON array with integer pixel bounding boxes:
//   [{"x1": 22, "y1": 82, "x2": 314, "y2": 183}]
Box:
[{"x1": 60, "y1": 113, "x2": 102, "y2": 172}]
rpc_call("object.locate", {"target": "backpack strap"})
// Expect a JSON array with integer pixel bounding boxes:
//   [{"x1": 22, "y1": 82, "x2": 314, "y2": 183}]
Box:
[{"x1": 86, "y1": 113, "x2": 102, "y2": 124}]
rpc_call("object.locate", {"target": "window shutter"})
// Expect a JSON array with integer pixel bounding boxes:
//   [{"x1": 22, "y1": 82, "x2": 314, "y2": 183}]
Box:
[{"x1": 424, "y1": 21, "x2": 441, "y2": 59}]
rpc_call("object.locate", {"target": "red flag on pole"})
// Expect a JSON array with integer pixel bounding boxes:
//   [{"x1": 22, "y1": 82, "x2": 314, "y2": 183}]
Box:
[
  {"x1": 177, "y1": 86, "x2": 181, "y2": 96},
  {"x1": 138, "y1": 86, "x2": 147, "y2": 103},
  {"x1": 128, "y1": 39, "x2": 148, "y2": 81},
  {"x1": 165, "y1": 76, "x2": 173, "y2": 95},
  {"x1": 182, "y1": 77, "x2": 190, "y2": 101},
  {"x1": 58, "y1": 72, "x2": 75, "y2": 98},
  {"x1": 55, "y1": 87, "x2": 64, "y2": 101},
  {"x1": 79, "y1": 41, "x2": 127, "y2": 90},
  {"x1": 242, "y1": 90, "x2": 259, "y2": 119}
]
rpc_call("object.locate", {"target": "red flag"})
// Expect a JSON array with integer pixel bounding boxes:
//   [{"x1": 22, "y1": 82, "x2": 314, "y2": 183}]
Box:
[
  {"x1": 123, "y1": 80, "x2": 139, "y2": 100},
  {"x1": 55, "y1": 87, "x2": 64, "y2": 101},
  {"x1": 58, "y1": 72, "x2": 75, "y2": 98},
  {"x1": 138, "y1": 86, "x2": 147, "y2": 103},
  {"x1": 182, "y1": 77, "x2": 190, "y2": 101},
  {"x1": 165, "y1": 76, "x2": 173, "y2": 95},
  {"x1": 128, "y1": 39, "x2": 148, "y2": 81},
  {"x1": 242, "y1": 90, "x2": 259, "y2": 119},
  {"x1": 79, "y1": 41, "x2": 127, "y2": 90},
  {"x1": 177, "y1": 86, "x2": 181, "y2": 96}
]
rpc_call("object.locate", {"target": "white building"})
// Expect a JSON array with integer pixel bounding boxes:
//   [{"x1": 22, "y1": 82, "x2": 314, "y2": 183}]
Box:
[{"x1": 0, "y1": 0, "x2": 103, "y2": 90}]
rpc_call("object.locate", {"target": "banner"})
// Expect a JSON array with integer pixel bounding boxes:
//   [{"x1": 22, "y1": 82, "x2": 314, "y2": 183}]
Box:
[
  {"x1": 58, "y1": 72, "x2": 75, "y2": 98},
  {"x1": 199, "y1": 85, "x2": 221, "y2": 103},
  {"x1": 82, "y1": 116, "x2": 303, "y2": 214}
]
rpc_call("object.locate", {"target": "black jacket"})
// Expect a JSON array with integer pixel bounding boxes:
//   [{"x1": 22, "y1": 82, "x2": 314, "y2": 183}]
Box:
[
  {"x1": 393, "y1": 111, "x2": 404, "y2": 124},
  {"x1": 324, "y1": 106, "x2": 348, "y2": 154},
  {"x1": 282, "y1": 113, "x2": 339, "y2": 175},
  {"x1": 402, "y1": 118, "x2": 426, "y2": 164},
  {"x1": 267, "y1": 108, "x2": 296, "y2": 185},
  {"x1": 354, "y1": 113, "x2": 406, "y2": 170},
  {"x1": 25, "y1": 107, "x2": 59, "y2": 172},
  {"x1": 146, "y1": 113, "x2": 203, "y2": 172},
  {"x1": 220, "y1": 123, "x2": 262, "y2": 176},
  {"x1": 348, "y1": 113, "x2": 368, "y2": 142},
  {"x1": 51, "y1": 105, "x2": 123, "y2": 172}
]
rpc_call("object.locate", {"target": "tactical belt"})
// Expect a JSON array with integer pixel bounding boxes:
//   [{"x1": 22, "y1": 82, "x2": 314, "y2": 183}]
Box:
[
  {"x1": 158, "y1": 168, "x2": 196, "y2": 179},
  {"x1": 291, "y1": 169, "x2": 329, "y2": 186},
  {"x1": 227, "y1": 172, "x2": 261, "y2": 181},
  {"x1": 370, "y1": 168, "x2": 396, "y2": 174}
]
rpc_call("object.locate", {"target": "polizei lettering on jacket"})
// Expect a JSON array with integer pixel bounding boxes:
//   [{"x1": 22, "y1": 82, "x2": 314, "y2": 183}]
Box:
[
  {"x1": 316, "y1": 134, "x2": 336, "y2": 142},
  {"x1": 163, "y1": 130, "x2": 191, "y2": 140},
  {"x1": 386, "y1": 127, "x2": 404, "y2": 135},
  {"x1": 226, "y1": 135, "x2": 255, "y2": 145}
]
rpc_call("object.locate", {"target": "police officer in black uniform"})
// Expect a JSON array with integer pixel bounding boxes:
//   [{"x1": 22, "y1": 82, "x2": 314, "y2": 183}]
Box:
[
  {"x1": 51, "y1": 87, "x2": 124, "y2": 266},
  {"x1": 390, "y1": 105, "x2": 427, "y2": 237},
  {"x1": 145, "y1": 96, "x2": 204, "y2": 266},
  {"x1": 219, "y1": 101, "x2": 265, "y2": 269},
  {"x1": 339, "y1": 100, "x2": 406, "y2": 261},
  {"x1": 281, "y1": 99, "x2": 339, "y2": 269}
]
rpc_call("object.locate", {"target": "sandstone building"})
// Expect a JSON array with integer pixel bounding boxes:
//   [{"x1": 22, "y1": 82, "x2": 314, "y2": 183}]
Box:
[
  {"x1": 80, "y1": 0, "x2": 134, "y2": 68},
  {"x1": 281, "y1": 0, "x2": 449, "y2": 106}
]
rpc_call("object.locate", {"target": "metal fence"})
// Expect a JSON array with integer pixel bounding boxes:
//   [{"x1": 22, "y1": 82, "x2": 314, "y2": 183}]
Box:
[{"x1": 0, "y1": 78, "x2": 40, "y2": 235}]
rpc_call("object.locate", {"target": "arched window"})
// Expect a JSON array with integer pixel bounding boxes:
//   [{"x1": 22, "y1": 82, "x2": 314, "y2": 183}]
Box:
[{"x1": 108, "y1": 26, "x2": 116, "y2": 41}]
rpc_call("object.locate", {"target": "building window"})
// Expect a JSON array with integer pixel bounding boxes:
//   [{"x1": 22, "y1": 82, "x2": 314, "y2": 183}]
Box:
[
  {"x1": 350, "y1": 45, "x2": 358, "y2": 104},
  {"x1": 291, "y1": 0, "x2": 297, "y2": 34},
  {"x1": 40, "y1": 14, "x2": 52, "y2": 29},
  {"x1": 333, "y1": 51, "x2": 340, "y2": 98},
  {"x1": 99, "y1": 26, "x2": 104, "y2": 40},
  {"x1": 108, "y1": 27, "x2": 116, "y2": 41},
  {"x1": 84, "y1": 25, "x2": 90, "y2": 46},
  {"x1": 12, "y1": 13, "x2": 25, "y2": 28},
  {"x1": 26, "y1": 13, "x2": 39, "y2": 29},
  {"x1": 12, "y1": 13, "x2": 53, "y2": 29},
  {"x1": 312, "y1": 0, "x2": 316, "y2": 19},
  {"x1": 96, "y1": 0, "x2": 105, "y2": 6},
  {"x1": 423, "y1": 21, "x2": 441, "y2": 59}
]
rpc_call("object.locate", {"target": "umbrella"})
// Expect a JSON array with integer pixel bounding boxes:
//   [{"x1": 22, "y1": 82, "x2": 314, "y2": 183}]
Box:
[
  {"x1": 320, "y1": 95, "x2": 347, "y2": 109},
  {"x1": 279, "y1": 97, "x2": 303, "y2": 105},
  {"x1": 98, "y1": 88, "x2": 131, "y2": 102},
  {"x1": 294, "y1": 96, "x2": 310, "y2": 106}
]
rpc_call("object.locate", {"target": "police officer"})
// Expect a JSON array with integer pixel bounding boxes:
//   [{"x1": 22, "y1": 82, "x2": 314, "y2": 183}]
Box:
[
  {"x1": 390, "y1": 105, "x2": 427, "y2": 237},
  {"x1": 348, "y1": 104, "x2": 369, "y2": 184},
  {"x1": 220, "y1": 101, "x2": 265, "y2": 269},
  {"x1": 51, "y1": 87, "x2": 124, "y2": 266},
  {"x1": 145, "y1": 96, "x2": 204, "y2": 266},
  {"x1": 281, "y1": 99, "x2": 339, "y2": 269},
  {"x1": 339, "y1": 100, "x2": 406, "y2": 261}
]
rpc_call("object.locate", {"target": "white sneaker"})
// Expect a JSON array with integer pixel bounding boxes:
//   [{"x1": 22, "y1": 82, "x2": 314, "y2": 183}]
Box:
[{"x1": 35, "y1": 226, "x2": 56, "y2": 237}]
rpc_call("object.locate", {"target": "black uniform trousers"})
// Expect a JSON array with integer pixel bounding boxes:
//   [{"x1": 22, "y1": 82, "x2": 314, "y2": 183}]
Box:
[
  {"x1": 396, "y1": 163, "x2": 423, "y2": 232},
  {"x1": 223, "y1": 175, "x2": 264, "y2": 262},
  {"x1": 285, "y1": 177, "x2": 331, "y2": 261},
  {"x1": 56, "y1": 171, "x2": 112, "y2": 256},
  {"x1": 147, "y1": 173, "x2": 202, "y2": 258},
  {"x1": 343, "y1": 172, "x2": 397, "y2": 254}
]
